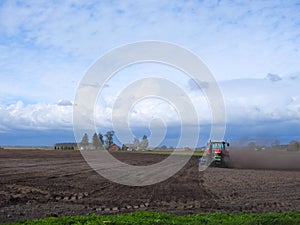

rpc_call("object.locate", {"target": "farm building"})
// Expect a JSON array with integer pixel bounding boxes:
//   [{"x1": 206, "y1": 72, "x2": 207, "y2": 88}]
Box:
[
  {"x1": 121, "y1": 143, "x2": 136, "y2": 151},
  {"x1": 108, "y1": 144, "x2": 120, "y2": 151}
]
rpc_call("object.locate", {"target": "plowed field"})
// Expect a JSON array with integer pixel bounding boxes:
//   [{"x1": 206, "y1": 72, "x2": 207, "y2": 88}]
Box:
[{"x1": 0, "y1": 149, "x2": 299, "y2": 223}]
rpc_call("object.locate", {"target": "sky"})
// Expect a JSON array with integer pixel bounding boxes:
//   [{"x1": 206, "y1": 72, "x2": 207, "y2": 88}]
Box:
[{"x1": 0, "y1": 0, "x2": 299, "y2": 146}]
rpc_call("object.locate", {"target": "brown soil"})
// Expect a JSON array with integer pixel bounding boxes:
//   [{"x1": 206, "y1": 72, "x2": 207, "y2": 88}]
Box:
[{"x1": 0, "y1": 149, "x2": 300, "y2": 223}]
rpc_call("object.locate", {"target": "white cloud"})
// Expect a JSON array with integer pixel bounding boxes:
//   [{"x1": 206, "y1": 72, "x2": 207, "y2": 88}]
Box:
[
  {"x1": 0, "y1": 74, "x2": 299, "y2": 145},
  {"x1": 221, "y1": 75, "x2": 300, "y2": 124},
  {"x1": 0, "y1": 101, "x2": 73, "y2": 132},
  {"x1": 95, "y1": 73, "x2": 300, "y2": 128},
  {"x1": 1, "y1": 1, "x2": 300, "y2": 85}
]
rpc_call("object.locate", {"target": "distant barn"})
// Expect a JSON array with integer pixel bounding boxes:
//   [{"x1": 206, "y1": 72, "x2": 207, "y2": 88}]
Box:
[
  {"x1": 108, "y1": 144, "x2": 120, "y2": 151},
  {"x1": 122, "y1": 143, "x2": 136, "y2": 151}
]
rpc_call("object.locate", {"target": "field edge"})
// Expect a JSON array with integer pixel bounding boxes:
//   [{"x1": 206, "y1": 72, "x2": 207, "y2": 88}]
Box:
[{"x1": 4, "y1": 211, "x2": 300, "y2": 225}]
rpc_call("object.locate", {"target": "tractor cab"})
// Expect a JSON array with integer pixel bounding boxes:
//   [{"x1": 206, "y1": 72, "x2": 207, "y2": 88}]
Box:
[
  {"x1": 200, "y1": 140, "x2": 230, "y2": 167},
  {"x1": 209, "y1": 142, "x2": 227, "y2": 165}
]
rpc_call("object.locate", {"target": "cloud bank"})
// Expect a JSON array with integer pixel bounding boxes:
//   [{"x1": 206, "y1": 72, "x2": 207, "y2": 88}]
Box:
[{"x1": 0, "y1": 74, "x2": 299, "y2": 146}]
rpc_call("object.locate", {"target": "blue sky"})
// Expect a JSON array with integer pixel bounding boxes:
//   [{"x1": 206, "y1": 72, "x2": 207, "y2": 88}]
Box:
[{"x1": 0, "y1": 0, "x2": 299, "y2": 146}]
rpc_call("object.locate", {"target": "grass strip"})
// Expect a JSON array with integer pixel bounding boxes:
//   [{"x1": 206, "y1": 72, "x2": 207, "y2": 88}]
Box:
[{"x1": 4, "y1": 211, "x2": 300, "y2": 225}]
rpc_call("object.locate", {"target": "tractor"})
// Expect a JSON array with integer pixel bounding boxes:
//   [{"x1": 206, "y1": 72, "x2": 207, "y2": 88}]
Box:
[{"x1": 199, "y1": 140, "x2": 230, "y2": 168}]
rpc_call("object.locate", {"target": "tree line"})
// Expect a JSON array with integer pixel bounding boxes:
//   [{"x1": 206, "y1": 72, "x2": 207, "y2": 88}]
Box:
[
  {"x1": 79, "y1": 131, "x2": 149, "y2": 150},
  {"x1": 287, "y1": 140, "x2": 300, "y2": 151},
  {"x1": 247, "y1": 140, "x2": 300, "y2": 151},
  {"x1": 80, "y1": 131, "x2": 113, "y2": 150}
]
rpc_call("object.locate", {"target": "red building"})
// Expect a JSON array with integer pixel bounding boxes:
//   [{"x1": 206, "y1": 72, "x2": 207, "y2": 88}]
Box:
[{"x1": 108, "y1": 144, "x2": 120, "y2": 151}]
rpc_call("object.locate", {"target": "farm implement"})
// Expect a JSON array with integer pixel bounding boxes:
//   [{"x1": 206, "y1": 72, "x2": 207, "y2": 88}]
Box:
[{"x1": 199, "y1": 140, "x2": 230, "y2": 168}]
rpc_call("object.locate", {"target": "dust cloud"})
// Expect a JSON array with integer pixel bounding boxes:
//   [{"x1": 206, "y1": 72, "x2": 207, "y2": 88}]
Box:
[{"x1": 228, "y1": 148, "x2": 300, "y2": 170}]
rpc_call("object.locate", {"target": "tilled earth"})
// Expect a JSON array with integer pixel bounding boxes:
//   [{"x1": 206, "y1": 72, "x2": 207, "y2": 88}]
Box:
[{"x1": 0, "y1": 149, "x2": 300, "y2": 223}]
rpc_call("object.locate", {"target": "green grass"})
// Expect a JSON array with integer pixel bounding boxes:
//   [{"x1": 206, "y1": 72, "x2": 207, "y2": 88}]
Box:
[{"x1": 4, "y1": 211, "x2": 300, "y2": 225}]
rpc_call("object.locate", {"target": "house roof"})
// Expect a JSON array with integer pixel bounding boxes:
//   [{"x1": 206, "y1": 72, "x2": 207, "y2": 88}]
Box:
[{"x1": 108, "y1": 144, "x2": 120, "y2": 150}]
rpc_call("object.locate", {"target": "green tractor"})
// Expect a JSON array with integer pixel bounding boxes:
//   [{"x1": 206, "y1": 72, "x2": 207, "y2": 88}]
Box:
[{"x1": 199, "y1": 140, "x2": 230, "y2": 168}]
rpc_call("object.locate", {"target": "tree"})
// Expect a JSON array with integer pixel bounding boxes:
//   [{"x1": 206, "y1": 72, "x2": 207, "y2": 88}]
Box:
[
  {"x1": 104, "y1": 131, "x2": 114, "y2": 148},
  {"x1": 248, "y1": 141, "x2": 256, "y2": 149},
  {"x1": 133, "y1": 137, "x2": 140, "y2": 150},
  {"x1": 288, "y1": 141, "x2": 300, "y2": 151},
  {"x1": 160, "y1": 145, "x2": 167, "y2": 149},
  {"x1": 80, "y1": 133, "x2": 89, "y2": 150},
  {"x1": 92, "y1": 132, "x2": 103, "y2": 150},
  {"x1": 98, "y1": 133, "x2": 104, "y2": 145},
  {"x1": 272, "y1": 139, "x2": 280, "y2": 147},
  {"x1": 139, "y1": 135, "x2": 149, "y2": 150}
]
